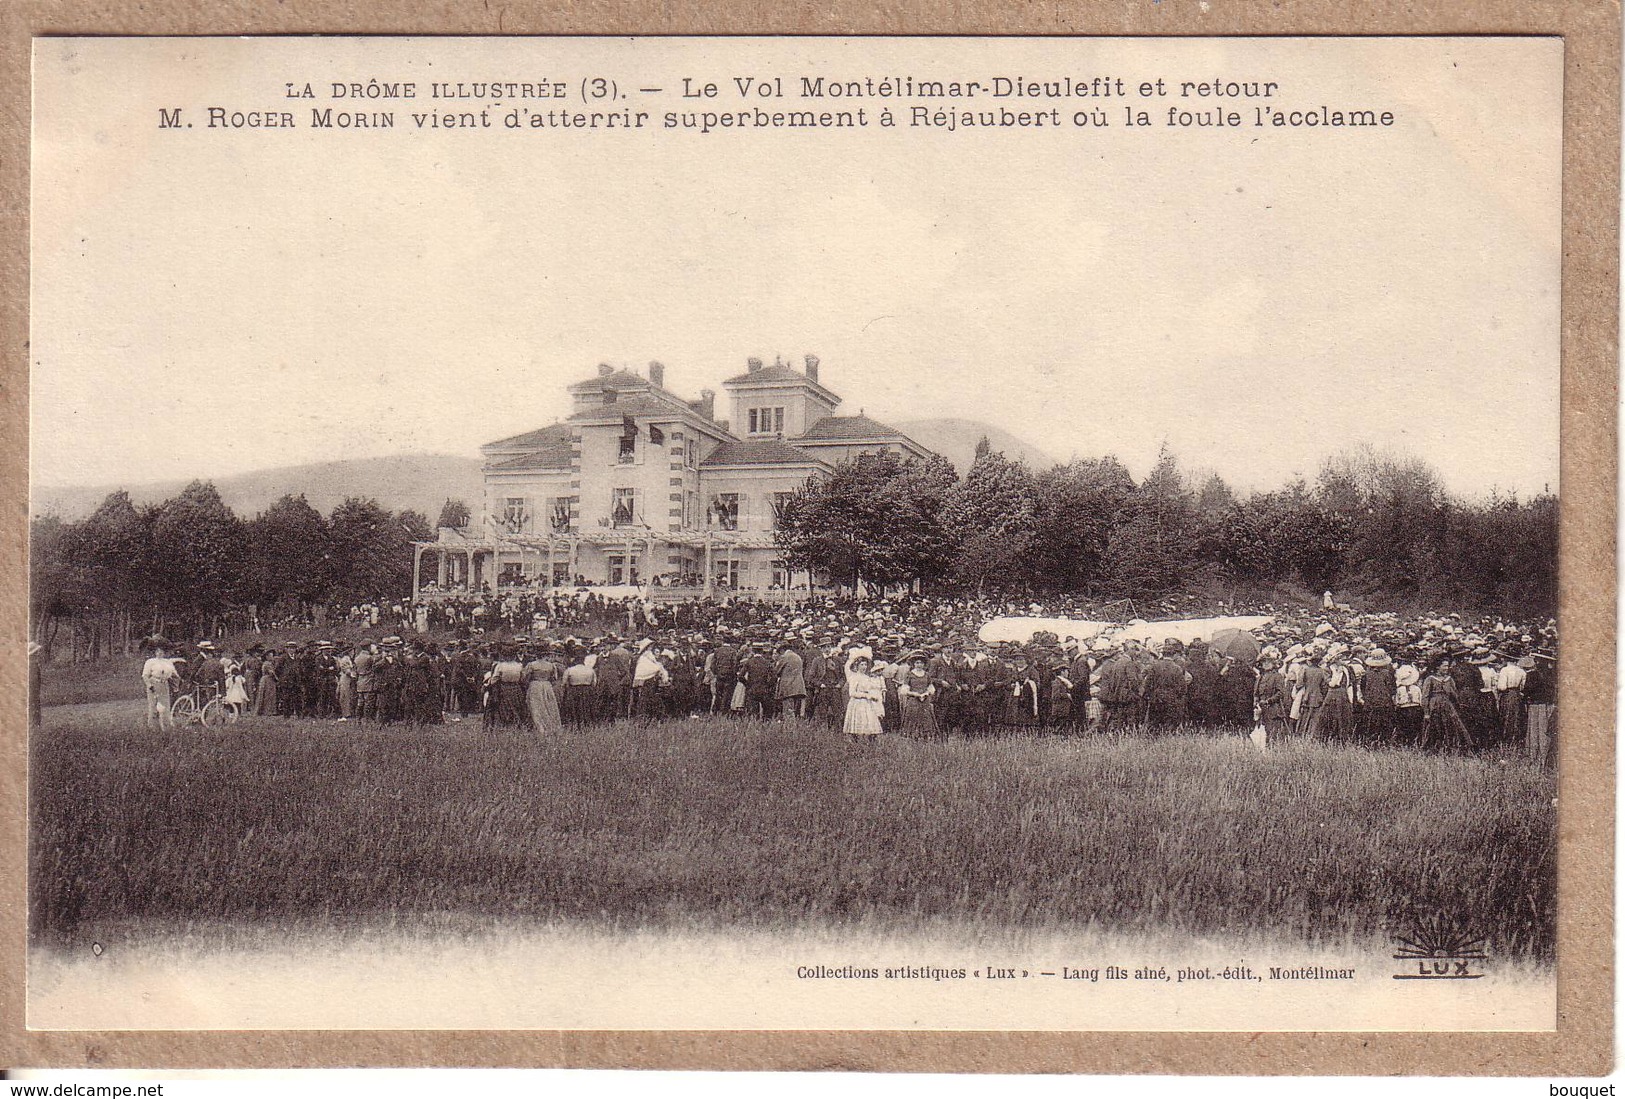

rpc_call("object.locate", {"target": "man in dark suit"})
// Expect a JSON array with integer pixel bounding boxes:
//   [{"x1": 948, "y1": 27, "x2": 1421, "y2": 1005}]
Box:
[
  {"x1": 596, "y1": 637, "x2": 633, "y2": 720},
  {"x1": 709, "y1": 634, "x2": 740, "y2": 713}
]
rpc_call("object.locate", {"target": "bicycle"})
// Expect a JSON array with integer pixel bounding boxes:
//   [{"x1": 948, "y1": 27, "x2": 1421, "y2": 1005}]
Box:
[{"x1": 169, "y1": 682, "x2": 240, "y2": 727}]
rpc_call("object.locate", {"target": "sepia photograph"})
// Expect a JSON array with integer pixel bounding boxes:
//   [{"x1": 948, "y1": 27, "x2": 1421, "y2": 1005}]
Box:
[{"x1": 22, "y1": 34, "x2": 1569, "y2": 1040}]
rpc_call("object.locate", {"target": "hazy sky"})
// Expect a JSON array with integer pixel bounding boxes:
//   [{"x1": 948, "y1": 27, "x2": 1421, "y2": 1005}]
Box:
[{"x1": 32, "y1": 36, "x2": 1562, "y2": 498}]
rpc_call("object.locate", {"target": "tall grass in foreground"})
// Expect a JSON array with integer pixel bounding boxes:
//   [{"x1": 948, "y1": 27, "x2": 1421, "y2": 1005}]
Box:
[{"x1": 30, "y1": 711, "x2": 1555, "y2": 957}]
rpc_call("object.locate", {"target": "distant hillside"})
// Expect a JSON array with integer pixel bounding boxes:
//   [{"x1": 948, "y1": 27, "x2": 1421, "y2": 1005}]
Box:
[
  {"x1": 894, "y1": 418, "x2": 1058, "y2": 473},
  {"x1": 33, "y1": 453, "x2": 485, "y2": 521}
]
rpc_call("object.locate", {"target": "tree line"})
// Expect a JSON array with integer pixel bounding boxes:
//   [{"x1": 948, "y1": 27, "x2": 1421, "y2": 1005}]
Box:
[
  {"x1": 30, "y1": 483, "x2": 431, "y2": 660},
  {"x1": 774, "y1": 439, "x2": 1557, "y2": 618},
  {"x1": 31, "y1": 440, "x2": 1556, "y2": 661}
]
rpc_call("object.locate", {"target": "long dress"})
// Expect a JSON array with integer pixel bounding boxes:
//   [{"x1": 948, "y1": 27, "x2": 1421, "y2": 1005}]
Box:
[
  {"x1": 843, "y1": 661, "x2": 885, "y2": 738},
  {"x1": 1255, "y1": 669, "x2": 1289, "y2": 742},
  {"x1": 561, "y1": 662, "x2": 596, "y2": 726},
  {"x1": 1421, "y1": 672, "x2": 1473, "y2": 751},
  {"x1": 524, "y1": 658, "x2": 563, "y2": 734},
  {"x1": 899, "y1": 670, "x2": 939, "y2": 739},
  {"x1": 1006, "y1": 674, "x2": 1042, "y2": 730},
  {"x1": 1295, "y1": 663, "x2": 1328, "y2": 735},
  {"x1": 336, "y1": 657, "x2": 356, "y2": 718},
  {"x1": 492, "y1": 660, "x2": 528, "y2": 727},
  {"x1": 254, "y1": 666, "x2": 278, "y2": 716},
  {"x1": 1311, "y1": 663, "x2": 1354, "y2": 741}
]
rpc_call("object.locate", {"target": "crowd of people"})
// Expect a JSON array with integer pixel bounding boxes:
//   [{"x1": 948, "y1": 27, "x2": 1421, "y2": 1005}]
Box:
[{"x1": 134, "y1": 590, "x2": 1559, "y2": 766}]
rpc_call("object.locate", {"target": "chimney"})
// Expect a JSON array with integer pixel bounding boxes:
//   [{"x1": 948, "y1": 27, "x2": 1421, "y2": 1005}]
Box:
[
  {"x1": 597, "y1": 362, "x2": 613, "y2": 377},
  {"x1": 747, "y1": 356, "x2": 763, "y2": 374},
  {"x1": 698, "y1": 388, "x2": 716, "y2": 420},
  {"x1": 648, "y1": 361, "x2": 665, "y2": 389},
  {"x1": 804, "y1": 354, "x2": 820, "y2": 383}
]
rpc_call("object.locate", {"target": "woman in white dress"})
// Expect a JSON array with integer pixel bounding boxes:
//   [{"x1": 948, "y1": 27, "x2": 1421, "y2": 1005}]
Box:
[{"x1": 843, "y1": 651, "x2": 886, "y2": 745}]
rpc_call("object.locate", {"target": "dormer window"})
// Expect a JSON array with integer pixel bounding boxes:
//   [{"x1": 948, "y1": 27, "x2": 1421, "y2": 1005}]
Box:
[{"x1": 748, "y1": 407, "x2": 785, "y2": 435}]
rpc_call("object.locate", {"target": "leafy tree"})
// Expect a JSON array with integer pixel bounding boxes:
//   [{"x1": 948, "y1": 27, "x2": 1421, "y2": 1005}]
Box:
[
  {"x1": 1102, "y1": 445, "x2": 1194, "y2": 596},
  {"x1": 326, "y1": 497, "x2": 426, "y2": 605},
  {"x1": 775, "y1": 452, "x2": 956, "y2": 593},
  {"x1": 146, "y1": 481, "x2": 245, "y2": 632},
  {"x1": 399, "y1": 509, "x2": 433, "y2": 543},
  {"x1": 894, "y1": 453, "x2": 960, "y2": 585},
  {"x1": 1195, "y1": 472, "x2": 1236, "y2": 514},
  {"x1": 29, "y1": 514, "x2": 83, "y2": 645},
  {"x1": 1024, "y1": 457, "x2": 1136, "y2": 593},
  {"x1": 70, "y1": 491, "x2": 149, "y2": 615},
  {"x1": 437, "y1": 498, "x2": 472, "y2": 529},
  {"x1": 243, "y1": 494, "x2": 332, "y2": 611},
  {"x1": 944, "y1": 444, "x2": 1037, "y2": 591}
]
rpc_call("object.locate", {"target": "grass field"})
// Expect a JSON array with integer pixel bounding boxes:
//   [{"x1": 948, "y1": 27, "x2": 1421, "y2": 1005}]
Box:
[{"x1": 29, "y1": 703, "x2": 1556, "y2": 960}]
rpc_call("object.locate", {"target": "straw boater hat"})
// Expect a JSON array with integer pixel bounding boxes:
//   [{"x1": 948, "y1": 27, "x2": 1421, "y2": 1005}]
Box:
[{"x1": 1364, "y1": 648, "x2": 1392, "y2": 668}]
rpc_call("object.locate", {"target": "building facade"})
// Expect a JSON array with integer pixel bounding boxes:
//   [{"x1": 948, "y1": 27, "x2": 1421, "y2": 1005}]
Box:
[{"x1": 413, "y1": 355, "x2": 934, "y2": 598}]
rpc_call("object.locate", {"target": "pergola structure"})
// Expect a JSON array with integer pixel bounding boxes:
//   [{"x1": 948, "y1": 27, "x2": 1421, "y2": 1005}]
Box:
[{"x1": 411, "y1": 525, "x2": 791, "y2": 600}]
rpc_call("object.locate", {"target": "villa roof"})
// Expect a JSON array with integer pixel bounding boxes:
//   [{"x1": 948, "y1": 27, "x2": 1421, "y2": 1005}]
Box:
[
  {"x1": 721, "y1": 362, "x2": 809, "y2": 387},
  {"x1": 482, "y1": 423, "x2": 571, "y2": 451},
  {"x1": 568, "y1": 369, "x2": 652, "y2": 392},
  {"x1": 700, "y1": 439, "x2": 824, "y2": 467},
  {"x1": 487, "y1": 443, "x2": 573, "y2": 472},
  {"x1": 567, "y1": 395, "x2": 691, "y2": 423},
  {"x1": 794, "y1": 413, "x2": 912, "y2": 442}
]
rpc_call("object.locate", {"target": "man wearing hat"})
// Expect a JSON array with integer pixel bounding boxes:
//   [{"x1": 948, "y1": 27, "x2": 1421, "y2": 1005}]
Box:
[
  {"x1": 968, "y1": 645, "x2": 1008, "y2": 736},
  {"x1": 742, "y1": 641, "x2": 775, "y2": 719},
  {"x1": 1144, "y1": 639, "x2": 1189, "y2": 733},
  {"x1": 709, "y1": 632, "x2": 741, "y2": 715},
  {"x1": 773, "y1": 640, "x2": 806, "y2": 720},
  {"x1": 931, "y1": 642, "x2": 968, "y2": 737},
  {"x1": 354, "y1": 642, "x2": 378, "y2": 721},
  {"x1": 1523, "y1": 651, "x2": 1556, "y2": 768},
  {"x1": 800, "y1": 636, "x2": 829, "y2": 723},
  {"x1": 194, "y1": 640, "x2": 225, "y2": 698},
  {"x1": 1094, "y1": 642, "x2": 1143, "y2": 736},
  {"x1": 299, "y1": 641, "x2": 326, "y2": 718},
  {"x1": 375, "y1": 637, "x2": 405, "y2": 724},
  {"x1": 314, "y1": 641, "x2": 339, "y2": 718},
  {"x1": 1361, "y1": 648, "x2": 1397, "y2": 745},
  {"x1": 596, "y1": 637, "x2": 634, "y2": 721}
]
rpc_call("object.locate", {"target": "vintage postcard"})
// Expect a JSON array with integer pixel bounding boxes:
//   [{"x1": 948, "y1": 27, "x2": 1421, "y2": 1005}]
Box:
[{"x1": 10, "y1": 29, "x2": 1611, "y2": 1070}]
